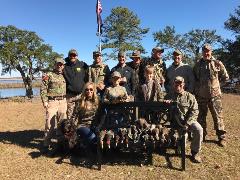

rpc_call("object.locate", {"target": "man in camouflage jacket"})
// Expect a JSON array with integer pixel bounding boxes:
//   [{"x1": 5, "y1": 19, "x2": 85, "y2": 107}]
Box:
[
  {"x1": 193, "y1": 44, "x2": 229, "y2": 147},
  {"x1": 142, "y1": 47, "x2": 166, "y2": 89},
  {"x1": 40, "y1": 57, "x2": 67, "y2": 151},
  {"x1": 165, "y1": 76, "x2": 203, "y2": 163},
  {"x1": 88, "y1": 51, "x2": 110, "y2": 98}
]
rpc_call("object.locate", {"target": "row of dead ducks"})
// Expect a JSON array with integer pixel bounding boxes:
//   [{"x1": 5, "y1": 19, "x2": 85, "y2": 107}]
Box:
[{"x1": 99, "y1": 118, "x2": 181, "y2": 150}]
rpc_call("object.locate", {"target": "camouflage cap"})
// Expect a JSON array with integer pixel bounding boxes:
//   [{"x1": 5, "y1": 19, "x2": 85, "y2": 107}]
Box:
[
  {"x1": 68, "y1": 49, "x2": 78, "y2": 56},
  {"x1": 130, "y1": 50, "x2": 141, "y2": 59},
  {"x1": 202, "y1": 44, "x2": 212, "y2": 51},
  {"x1": 173, "y1": 49, "x2": 183, "y2": 55},
  {"x1": 93, "y1": 51, "x2": 101, "y2": 58},
  {"x1": 118, "y1": 51, "x2": 126, "y2": 57},
  {"x1": 55, "y1": 57, "x2": 65, "y2": 64},
  {"x1": 174, "y1": 76, "x2": 185, "y2": 83},
  {"x1": 152, "y1": 47, "x2": 164, "y2": 53},
  {"x1": 111, "y1": 71, "x2": 121, "y2": 78}
]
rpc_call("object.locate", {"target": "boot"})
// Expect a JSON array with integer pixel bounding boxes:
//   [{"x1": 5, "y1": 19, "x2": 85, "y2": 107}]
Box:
[
  {"x1": 190, "y1": 151, "x2": 202, "y2": 163},
  {"x1": 218, "y1": 139, "x2": 226, "y2": 147}
]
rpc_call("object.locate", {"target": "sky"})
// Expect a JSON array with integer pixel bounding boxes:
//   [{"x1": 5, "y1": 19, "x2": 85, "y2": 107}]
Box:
[{"x1": 0, "y1": 0, "x2": 239, "y2": 77}]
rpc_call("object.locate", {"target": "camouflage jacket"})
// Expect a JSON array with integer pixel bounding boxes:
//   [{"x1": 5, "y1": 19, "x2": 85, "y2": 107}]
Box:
[
  {"x1": 165, "y1": 91, "x2": 199, "y2": 125},
  {"x1": 193, "y1": 57, "x2": 229, "y2": 98},
  {"x1": 103, "y1": 85, "x2": 128, "y2": 104},
  {"x1": 111, "y1": 64, "x2": 134, "y2": 95},
  {"x1": 40, "y1": 71, "x2": 66, "y2": 103},
  {"x1": 88, "y1": 63, "x2": 110, "y2": 86},
  {"x1": 136, "y1": 80, "x2": 165, "y2": 102},
  {"x1": 72, "y1": 99, "x2": 100, "y2": 128},
  {"x1": 142, "y1": 57, "x2": 167, "y2": 84},
  {"x1": 166, "y1": 62, "x2": 195, "y2": 93}
]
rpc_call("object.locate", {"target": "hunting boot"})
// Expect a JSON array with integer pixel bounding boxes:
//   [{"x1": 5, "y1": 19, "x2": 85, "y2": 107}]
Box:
[
  {"x1": 217, "y1": 130, "x2": 226, "y2": 147},
  {"x1": 190, "y1": 151, "x2": 202, "y2": 163},
  {"x1": 218, "y1": 139, "x2": 226, "y2": 147}
]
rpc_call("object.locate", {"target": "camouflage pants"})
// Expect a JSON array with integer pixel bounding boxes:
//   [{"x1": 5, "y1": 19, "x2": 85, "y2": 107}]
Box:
[
  {"x1": 66, "y1": 94, "x2": 79, "y2": 120},
  {"x1": 188, "y1": 122, "x2": 203, "y2": 153},
  {"x1": 44, "y1": 98, "x2": 67, "y2": 146},
  {"x1": 196, "y1": 95, "x2": 226, "y2": 140}
]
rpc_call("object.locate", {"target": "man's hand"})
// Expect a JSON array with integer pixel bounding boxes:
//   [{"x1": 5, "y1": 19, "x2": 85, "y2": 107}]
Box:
[
  {"x1": 43, "y1": 102, "x2": 49, "y2": 109},
  {"x1": 215, "y1": 60, "x2": 224, "y2": 71}
]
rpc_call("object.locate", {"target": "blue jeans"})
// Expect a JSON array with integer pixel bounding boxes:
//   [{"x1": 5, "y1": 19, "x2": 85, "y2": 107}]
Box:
[{"x1": 77, "y1": 127, "x2": 97, "y2": 146}]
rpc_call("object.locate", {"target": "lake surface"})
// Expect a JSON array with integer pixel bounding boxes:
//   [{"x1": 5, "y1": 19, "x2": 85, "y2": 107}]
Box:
[{"x1": 0, "y1": 88, "x2": 40, "y2": 98}]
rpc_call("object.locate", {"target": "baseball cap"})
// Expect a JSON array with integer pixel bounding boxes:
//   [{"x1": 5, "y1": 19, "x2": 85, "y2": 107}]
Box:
[
  {"x1": 152, "y1": 47, "x2": 164, "y2": 53},
  {"x1": 55, "y1": 57, "x2": 65, "y2": 64},
  {"x1": 68, "y1": 49, "x2": 78, "y2": 56},
  {"x1": 174, "y1": 76, "x2": 184, "y2": 83},
  {"x1": 111, "y1": 71, "x2": 121, "y2": 78},
  {"x1": 118, "y1": 51, "x2": 126, "y2": 57},
  {"x1": 173, "y1": 49, "x2": 183, "y2": 55},
  {"x1": 130, "y1": 50, "x2": 141, "y2": 59},
  {"x1": 93, "y1": 51, "x2": 101, "y2": 58},
  {"x1": 202, "y1": 44, "x2": 212, "y2": 51}
]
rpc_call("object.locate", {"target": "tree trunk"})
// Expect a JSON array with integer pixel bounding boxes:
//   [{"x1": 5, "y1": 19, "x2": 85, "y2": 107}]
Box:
[
  {"x1": 25, "y1": 75, "x2": 33, "y2": 98},
  {"x1": 16, "y1": 64, "x2": 33, "y2": 98}
]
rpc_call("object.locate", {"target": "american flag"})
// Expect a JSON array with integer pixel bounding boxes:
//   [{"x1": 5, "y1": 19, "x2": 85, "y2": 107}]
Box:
[{"x1": 96, "y1": 0, "x2": 103, "y2": 33}]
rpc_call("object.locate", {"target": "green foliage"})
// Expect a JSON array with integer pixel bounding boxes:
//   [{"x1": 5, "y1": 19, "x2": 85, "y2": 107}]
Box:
[
  {"x1": 153, "y1": 26, "x2": 222, "y2": 64},
  {"x1": 0, "y1": 25, "x2": 61, "y2": 97},
  {"x1": 216, "y1": 6, "x2": 240, "y2": 78},
  {"x1": 101, "y1": 7, "x2": 149, "y2": 60},
  {"x1": 224, "y1": 5, "x2": 240, "y2": 35}
]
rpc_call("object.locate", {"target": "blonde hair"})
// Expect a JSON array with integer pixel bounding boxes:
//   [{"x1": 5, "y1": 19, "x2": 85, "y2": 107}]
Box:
[
  {"x1": 144, "y1": 65, "x2": 155, "y2": 74},
  {"x1": 79, "y1": 82, "x2": 99, "y2": 111}
]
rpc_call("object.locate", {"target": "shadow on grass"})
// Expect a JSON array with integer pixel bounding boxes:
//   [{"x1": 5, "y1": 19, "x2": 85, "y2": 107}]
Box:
[
  {"x1": 0, "y1": 130, "x2": 46, "y2": 159},
  {"x1": 60, "y1": 148, "x2": 185, "y2": 171},
  {"x1": 0, "y1": 130, "x2": 186, "y2": 170},
  {"x1": 55, "y1": 149, "x2": 151, "y2": 170},
  {"x1": 0, "y1": 130, "x2": 43, "y2": 149}
]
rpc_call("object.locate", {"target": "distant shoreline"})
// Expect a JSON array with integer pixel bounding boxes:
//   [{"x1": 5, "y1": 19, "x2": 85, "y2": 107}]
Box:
[
  {"x1": 0, "y1": 82, "x2": 41, "y2": 89},
  {"x1": 0, "y1": 77, "x2": 41, "y2": 81}
]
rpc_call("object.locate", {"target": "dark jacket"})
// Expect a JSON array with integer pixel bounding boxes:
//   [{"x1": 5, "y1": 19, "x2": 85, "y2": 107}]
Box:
[
  {"x1": 64, "y1": 58, "x2": 88, "y2": 95},
  {"x1": 126, "y1": 61, "x2": 145, "y2": 96}
]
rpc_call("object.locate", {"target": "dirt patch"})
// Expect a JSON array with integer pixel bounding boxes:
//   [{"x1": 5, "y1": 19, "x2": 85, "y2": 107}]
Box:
[{"x1": 0, "y1": 94, "x2": 240, "y2": 179}]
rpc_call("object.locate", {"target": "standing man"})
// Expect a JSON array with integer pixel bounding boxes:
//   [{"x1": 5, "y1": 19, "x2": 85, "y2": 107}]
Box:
[
  {"x1": 111, "y1": 51, "x2": 134, "y2": 95},
  {"x1": 143, "y1": 47, "x2": 166, "y2": 89},
  {"x1": 193, "y1": 44, "x2": 229, "y2": 147},
  {"x1": 40, "y1": 57, "x2": 67, "y2": 152},
  {"x1": 126, "y1": 50, "x2": 145, "y2": 97},
  {"x1": 164, "y1": 76, "x2": 203, "y2": 163},
  {"x1": 165, "y1": 49, "x2": 194, "y2": 94},
  {"x1": 64, "y1": 49, "x2": 88, "y2": 119},
  {"x1": 88, "y1": 51, "x2": 110, "y2": 98}
]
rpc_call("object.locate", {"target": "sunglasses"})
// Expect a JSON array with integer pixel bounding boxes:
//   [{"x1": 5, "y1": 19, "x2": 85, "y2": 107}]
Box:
[
  {"x1": 56, "y1": 63, "x2": 64, "y2": 66},
  {"x1": 85, "y1": 88, "x2": 94, "y2": 92},
  {"x1": 69, "y1": 54, "x2": 77, "y2": 57}
]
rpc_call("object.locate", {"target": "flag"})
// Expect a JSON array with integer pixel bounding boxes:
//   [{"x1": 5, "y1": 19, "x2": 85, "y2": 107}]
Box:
[{"x1": 96, "y1": 0, "x2": 103, "y2": 34}]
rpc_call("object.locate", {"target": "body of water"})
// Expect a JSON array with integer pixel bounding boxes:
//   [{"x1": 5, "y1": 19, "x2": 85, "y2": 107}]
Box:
[
  {"x1": 0, "y1": 88, "x2": 40, "y2": 98},
  {"x1": 0, "y1": 79, "x2": 23, "y2": 84}
]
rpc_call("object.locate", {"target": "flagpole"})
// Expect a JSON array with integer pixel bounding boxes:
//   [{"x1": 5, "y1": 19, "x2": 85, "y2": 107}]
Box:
[{"x1": 98, "y1": 22, "x2": 102, "y2": 53}]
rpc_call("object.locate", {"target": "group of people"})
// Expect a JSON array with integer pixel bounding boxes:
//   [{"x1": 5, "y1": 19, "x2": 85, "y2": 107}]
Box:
[{"x1": 40, "y1": 43, "x2": 229, "y2": 164}]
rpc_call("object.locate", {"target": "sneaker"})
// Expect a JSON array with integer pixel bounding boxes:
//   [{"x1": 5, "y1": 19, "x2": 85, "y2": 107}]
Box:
[
  {"x1": 218, "y1": 139, "x2": 226, "y2": 147},
  {"x1": 190, "y1": 151, "x2": 202, "y2": 163}
]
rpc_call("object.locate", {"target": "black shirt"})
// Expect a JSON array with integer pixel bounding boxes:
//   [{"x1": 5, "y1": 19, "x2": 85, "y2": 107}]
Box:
[{"x1": 64, "y1": 58, "x2": 88, "y2": 95}]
